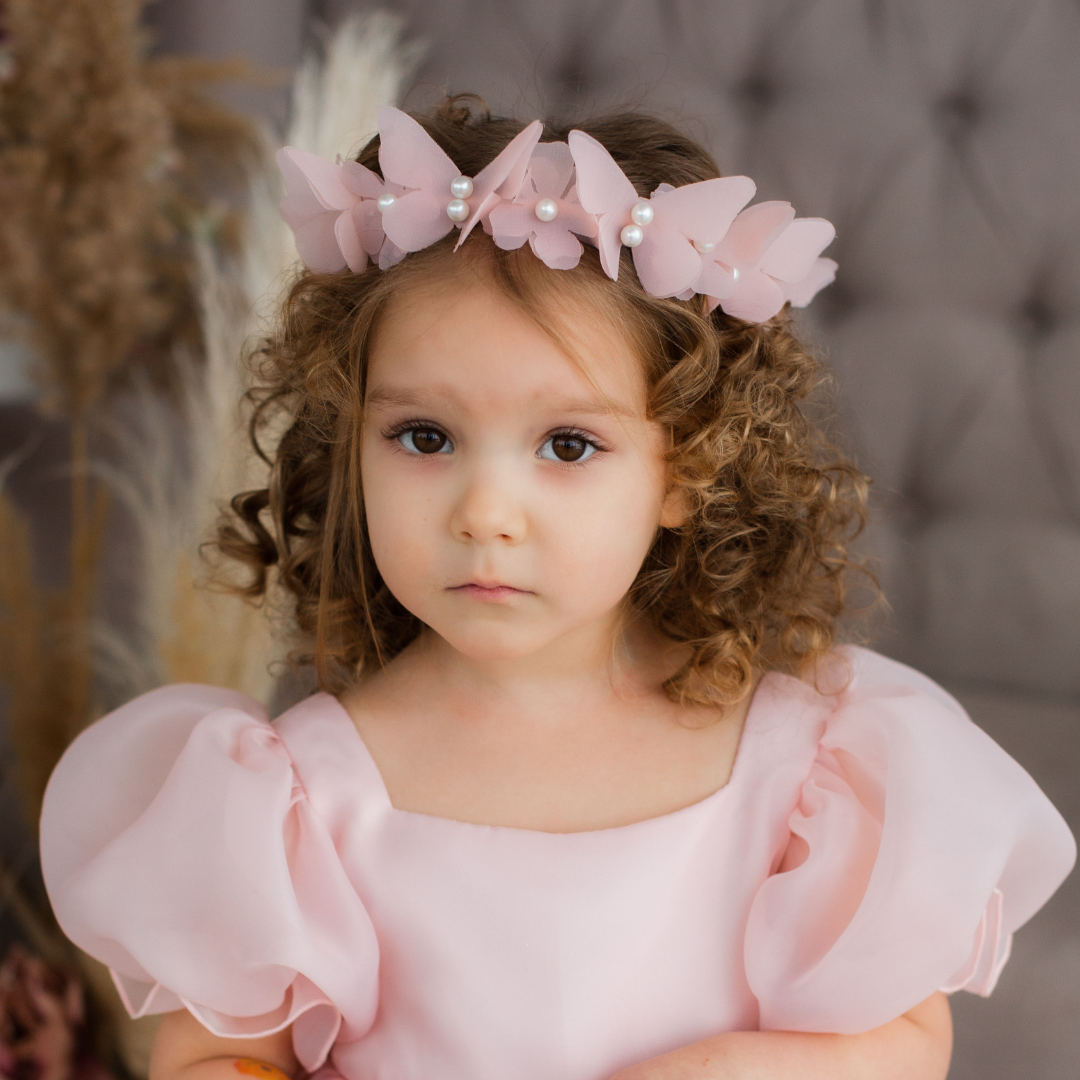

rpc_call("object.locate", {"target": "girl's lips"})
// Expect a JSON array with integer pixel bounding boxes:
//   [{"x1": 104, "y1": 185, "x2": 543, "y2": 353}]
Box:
[{"x1": 449, "y1": 583, "x2": 529, "y2": 602}]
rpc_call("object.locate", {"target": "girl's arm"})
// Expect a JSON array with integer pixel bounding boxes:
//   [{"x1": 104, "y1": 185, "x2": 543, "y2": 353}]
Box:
[
  {"x1": 611, "y1": 992, "x2": 952, "y2": 1080},
  {"x1": 149, "y1": 1010, "x2": 298, "y2": 1080}
]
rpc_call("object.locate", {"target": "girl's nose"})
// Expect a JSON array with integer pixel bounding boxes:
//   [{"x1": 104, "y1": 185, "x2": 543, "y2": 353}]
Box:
[{"x1": 449, "y1": 467, "x2": 527, "y2": 545}]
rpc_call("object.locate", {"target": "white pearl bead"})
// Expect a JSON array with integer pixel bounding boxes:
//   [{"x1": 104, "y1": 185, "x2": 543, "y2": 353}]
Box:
[
  {"x1": 450, "y1": 175, "x2": 474, "y2": 199},
  {"x1": 620, "y1": 224, "x2": 644, "y2": 248},
  {"x1": 630, "y1": 201, "x2": 654, "y2": 227},
  {"x1": 732, "y1": 267, "x2": 741, "y2": 282},
  {"x1": 534, "y1": 198, "x2": 559, "y2": 222},
  {"x1": 694, "y1": 239, "x2": 716, "y2": 253},
  {"x1": 376, "y1": 192, "x2": 396, "y2": 213},
  {"x1": 446, "y1": 198, "x2": 470, "y2": 222}
]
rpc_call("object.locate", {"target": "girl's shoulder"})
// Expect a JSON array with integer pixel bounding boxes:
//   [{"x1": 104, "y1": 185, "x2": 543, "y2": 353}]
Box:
[
  {"x1": 39, "y1": 683, "x2": 378, "y2": 1069},
  {"x1": 741, "y1": 645, "x2": 1077, "y2": 1032},
  {"x1": 746, "y1": 643, "x2": 1039, "y2": 782}
]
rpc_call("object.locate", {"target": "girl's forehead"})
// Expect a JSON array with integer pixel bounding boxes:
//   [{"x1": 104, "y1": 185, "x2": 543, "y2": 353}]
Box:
[{"x1": 367, "y1": 273, "x2": 648, "y2": 413}]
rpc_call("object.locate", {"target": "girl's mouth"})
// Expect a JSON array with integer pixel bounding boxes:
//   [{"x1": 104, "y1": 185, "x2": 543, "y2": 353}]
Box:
[{"x1": 448, "y1": 582, "x2": 529, "y2": 602}]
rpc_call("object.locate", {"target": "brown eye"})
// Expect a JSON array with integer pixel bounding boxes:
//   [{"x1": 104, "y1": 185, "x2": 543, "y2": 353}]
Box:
[
  {"x1": 401, "y1": 428, "x2": 449, "y2": 454},
  {"x1": 540, "y1": 434, "x2": 597, "y2": 463}
]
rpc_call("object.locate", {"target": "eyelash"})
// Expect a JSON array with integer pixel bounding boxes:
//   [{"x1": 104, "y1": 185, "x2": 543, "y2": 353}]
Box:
[{"x1": 382, "y1": 419, "x2": 609, "y2": 464}]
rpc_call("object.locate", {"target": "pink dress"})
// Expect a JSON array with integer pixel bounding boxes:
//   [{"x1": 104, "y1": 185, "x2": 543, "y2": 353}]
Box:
[{"x1": 40, "y1": 648, "x2": 1074, "y2": 1080}]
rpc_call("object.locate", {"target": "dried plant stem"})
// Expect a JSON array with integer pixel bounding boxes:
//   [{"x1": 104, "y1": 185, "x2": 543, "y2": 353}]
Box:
[
  {"x1": 0, "y1": 483, "x2": 47, "y2": 815},
  {"x1": 0, "y1": 472, "x2": 109, "y2": 823},
  {"x1": 66, "y1": 420, "x2": 108, "y2": 748}
]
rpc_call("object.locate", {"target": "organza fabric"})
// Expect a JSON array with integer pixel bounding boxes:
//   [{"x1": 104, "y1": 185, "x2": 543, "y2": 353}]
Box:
[{"x1": 40, "y1": 649, "x2": 1074, "y2": 1080}]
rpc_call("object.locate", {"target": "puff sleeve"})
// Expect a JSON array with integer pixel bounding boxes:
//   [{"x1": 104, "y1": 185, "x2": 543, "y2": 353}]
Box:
[
  {"x1": 744, "y1": 650, "x2": 1076, "y2": 1035},
  {"x1": 39, "y1": 685, "x2": 380, "y2": 1071}
]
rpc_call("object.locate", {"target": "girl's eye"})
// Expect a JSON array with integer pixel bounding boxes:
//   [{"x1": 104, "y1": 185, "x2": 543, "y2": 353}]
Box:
[
  {"x1": 539, "y1": 433, "x2": 597, "y2": 463},
  {"x1": 399, "y1": 427, "x2": 451, "y2": 454}
]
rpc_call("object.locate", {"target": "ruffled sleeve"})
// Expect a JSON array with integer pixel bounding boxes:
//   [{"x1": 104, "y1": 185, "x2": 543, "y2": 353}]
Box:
[
  {"x1": 40, "y1": 685, "x2": 380, "y2": 1071},
  {"x1": 744, "y1": 649, "x2": 1076, "y2": 1035}
]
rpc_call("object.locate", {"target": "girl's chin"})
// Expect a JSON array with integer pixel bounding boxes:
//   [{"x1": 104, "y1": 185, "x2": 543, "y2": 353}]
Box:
[
  {"x1": 421, "y1": 618, "x2": 576, "y2": 664},
  {"x1": 435, "y1": 634, "x2": 553, "y2": 663}
]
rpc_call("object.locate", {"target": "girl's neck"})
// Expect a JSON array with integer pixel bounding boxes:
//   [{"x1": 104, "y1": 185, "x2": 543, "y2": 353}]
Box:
[{"x1": 377, "y1": 617, "x2": 682, "y2": 726}]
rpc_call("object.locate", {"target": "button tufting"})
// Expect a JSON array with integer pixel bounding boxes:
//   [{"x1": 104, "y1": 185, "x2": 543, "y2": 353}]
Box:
[
  {"x1": 554, "y1": 50, "x2": 589, "y2": 97},
  {"x1": 1016, "y1": 295, "x2": 1058, "y2": 344},
  {"x1": 934, "y1": 89, "x2": 981, "y2": 142},
  {"x1": 733, "y1": 71, "x2": 779, "y2": 119}
]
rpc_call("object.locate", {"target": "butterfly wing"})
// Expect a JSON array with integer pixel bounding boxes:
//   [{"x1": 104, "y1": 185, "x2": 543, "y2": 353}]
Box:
[
  {"x1": 458, "y1": 119, "x2": 543, "y2": 246},
  {"x1": 567, "y1": 130, "x2": 639, "y2": 279},
  {"x1": 638, "y1": 176, "x2": 756, "y2": 297},
  {"x1": 376, "y1": 106, "x2": 459, "y2": 252},
  {"x1": 759, "y1": 218, "x2": 836, "y2": 282},
  {"x1": 276, "y1": 148, "x2": 350, "y2": 272}
]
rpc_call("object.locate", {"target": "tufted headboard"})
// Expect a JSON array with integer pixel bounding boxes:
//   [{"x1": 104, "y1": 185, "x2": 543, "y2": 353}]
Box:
[{"x1": 158, "y1": 0, "x2": 1080, "y2": 699}]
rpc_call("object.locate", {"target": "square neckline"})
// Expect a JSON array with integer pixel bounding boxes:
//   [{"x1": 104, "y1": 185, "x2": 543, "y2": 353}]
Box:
[{"x1": 319, "y1": 677, "x2": 773, "y2": 837}]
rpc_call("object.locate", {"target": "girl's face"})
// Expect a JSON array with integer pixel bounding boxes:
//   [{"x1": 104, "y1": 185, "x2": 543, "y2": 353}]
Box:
[{"x1": 361, "y1": 272, "x2": 683, "y2": 666}]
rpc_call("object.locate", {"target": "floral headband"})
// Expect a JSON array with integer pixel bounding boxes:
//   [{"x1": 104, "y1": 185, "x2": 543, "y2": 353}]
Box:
[{"x1": 276, "y1": 106, "x2": 837, "y2": 324}]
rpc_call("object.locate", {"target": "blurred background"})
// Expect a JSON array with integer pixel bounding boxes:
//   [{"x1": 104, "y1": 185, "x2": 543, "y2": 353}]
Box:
[{"x1": 0, "y1": 2, "x2": 1076, "y2": 1079}]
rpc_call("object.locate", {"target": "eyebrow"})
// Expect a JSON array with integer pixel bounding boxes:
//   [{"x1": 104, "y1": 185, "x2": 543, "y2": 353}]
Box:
[
  {"x1": 365, "y1": 386, "x2": 637, "y2": 419},
  {"x1": 365, "y1": 387, "x2": 452, "y2": 410}
]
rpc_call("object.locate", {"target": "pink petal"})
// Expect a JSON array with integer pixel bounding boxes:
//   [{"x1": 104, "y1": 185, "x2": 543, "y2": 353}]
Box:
[
  {"x1": 279, "y1": 188, "x2": 326, "y2": 232},
  {"x1": 719, "y1": 268, "x2": 786, "y2": 322},
  {"x1": 377, "y1": 106, "x2": 459, "y2": 194},
  {"x1": 277, "y1": 164, "x2": 325, "y2": 223},
  {"x1": 716, "y1": 202, "x2": 794, "y2": 269},
  {"x1": 276, "y1": 147, "x2": 355, "y2": 211},
  {"x1": 488, "y1": 203, "x2": 534, "y2": 249},
  {"x1": 782, "y1": 257, "x2": 838, "y2": 307},
  {"x1": 694, "y1": 259, "x2": 738, "y2": 300},
  {"x1": 352, "y1": 201, "x2": 386, "y2": 257},
  {"x1": 650, "y1": 175, "x2": 756, "y2": 246},
  {"x1": 595, "y1": 216, "x2": 625, "y2": 280},
  {"x1": 340, "y1": 159, "x2": 390, "y2": 201},
  {"x1": 529, "y1": 224, "x2": 585, "y2": 270},
  {"x1": 558, "y1": 192, "x2": 600, "y2": 239},
  {"x1": 458, "y1": 120, "x2": 543, "y2": 246},
  {"x1": 380, "y1": 188, "x2": 455, "y2": 252},
  {"x1": 335, "y1": 210, "x2": 368, "y2": 273},
  {"x1": 760, "y1": 218, "x2": 836, "y2": 282},
  {"x1": 378, "y1": 238, "x2": 408, "y2": 270},
  {"x1": 290, "y1": 213, "x2": 347, "y2": 273},
  {"x1": 567, "y1": 130, "x2": 638, "y2": 217},
  {"x1": 277, "y1": 149, "x2": 351, "y2": 271},
  {"x1": 633, "y1": 227, "x2": 702, "y2": 298},
  {"x1": 525, "y1": 142, "x2": 575, "y2": 199}
]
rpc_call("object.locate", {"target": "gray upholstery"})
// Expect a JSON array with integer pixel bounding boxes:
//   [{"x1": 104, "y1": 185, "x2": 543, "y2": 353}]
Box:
[{"x1": 318, "y1": 0, "x2": 1080, "y2": 699}]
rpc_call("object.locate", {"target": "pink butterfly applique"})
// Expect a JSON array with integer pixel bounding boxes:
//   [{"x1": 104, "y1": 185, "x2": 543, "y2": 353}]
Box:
[
  {"x1": 487, "y1": 142, "x2": 599, "y2": 270},
  {"x1": 276, "y1": 146, "x2": 404, "y2": 272},
  {"x1": 376, "y1": 106, "x2": 543, "y2": 255},
  {"x1": 694, "y1": 201, "x2": 837, "y2": 322},
  {"x1": 567, "y1": 130, "x2": 756, "y2": 298}
]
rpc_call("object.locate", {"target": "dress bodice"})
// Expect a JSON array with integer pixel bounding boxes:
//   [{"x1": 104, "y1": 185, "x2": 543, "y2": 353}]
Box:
[{"x1": 39, "y1": 648, "x2": 1076, "y2": 1080}]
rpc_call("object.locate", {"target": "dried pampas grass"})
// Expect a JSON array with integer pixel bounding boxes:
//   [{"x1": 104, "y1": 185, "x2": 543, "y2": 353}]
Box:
[
  {"x1": 0, "y1": 0, "x2": 173, "y2": 419},
  {"x1": 95, "y1": 11, "x2": 425, "y2": 713},
  {"x1": 0, "y1": 7, "x2": 427, "y2": 1078},
  {"x1": 96, "y1": 237, "x2": 277, "y2": 707},
  {"x1": 290, "y1": 11, "x2": 425, "y2": 163},
  {"x1": 0, "y1": 459, "x2": 109, "y2": 822},
  {"x1": 0, "y1": 0, "x2": 268, "y2": 821}
]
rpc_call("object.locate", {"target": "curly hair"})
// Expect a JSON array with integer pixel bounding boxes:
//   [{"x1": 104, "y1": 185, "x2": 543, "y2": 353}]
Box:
[{"x1": 216, "y1": 96, "x2": 873, "y2": 707}]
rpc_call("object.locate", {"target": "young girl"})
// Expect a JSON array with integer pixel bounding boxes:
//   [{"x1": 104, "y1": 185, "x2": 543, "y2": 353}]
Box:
[{"x1": 40, "y1": 98, "x2": 1075, "y2": 1080}]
